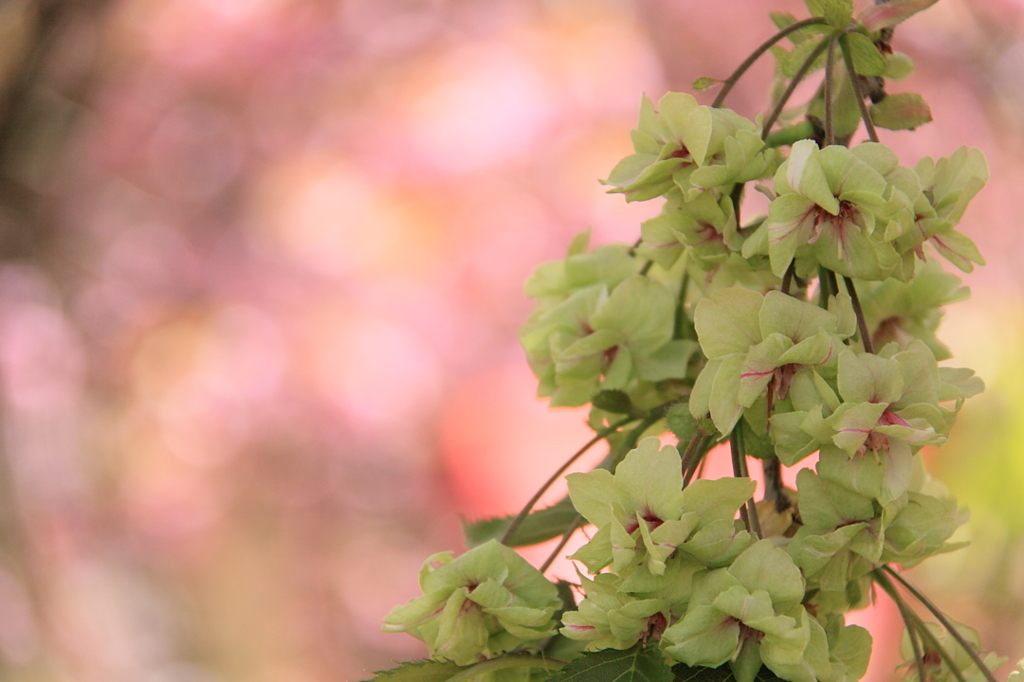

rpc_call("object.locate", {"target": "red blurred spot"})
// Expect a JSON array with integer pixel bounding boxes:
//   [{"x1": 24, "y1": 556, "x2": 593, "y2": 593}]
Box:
[{"x1": 438, "y1": 363, "x2": 596, "y2": 518}]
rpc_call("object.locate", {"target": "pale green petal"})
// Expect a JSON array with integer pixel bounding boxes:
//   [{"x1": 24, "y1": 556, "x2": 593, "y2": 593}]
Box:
[
  {"x1": 710, "y1": 352, "x2": 746, "y2": 434},
  {"x1": 761, "y1": 290, "x2": 839, "y2": 341},
  {"x1": 777, "y1": 329, "x2": 838, "y2": 367},
  {"x1": 682, "y1": 477, "x2": 757, "y2": 526},
  {"x1": 690, "y1": 356, "x2": 723, "y2": 419},
  {"x1": 796, "y1": 469, "x2": 875, "y2": 531},
  {"x1": 695, "y1": 287, "x2": 764, "y2": 358},
  {"x1": 615, "y1": 437, "x2": 686, "y2": 521},
  {"x1": 728, "y1": 539, "x2": 805, "y2": 612},
  {"x1": 662, "y1": 605, "x2": 740, "y2": 667},
  {"x1": 838, "y1": 351, "x2": 903, "y2": 404},
  {"x1": 786, "y1": 140, "x2": 840, "y2": 214},
  {"x1": 713, "y1": 585, "x2": 775, "y2": 623},
  {"x1": 591, "y1": 276, "x2": 674, "y2": 355},
  {"x1": 737, "y1": 334, "x2": 791, "y2": 408},
  {"x1": 567, "y1": 469, "x2": 618, "y2": 527}
]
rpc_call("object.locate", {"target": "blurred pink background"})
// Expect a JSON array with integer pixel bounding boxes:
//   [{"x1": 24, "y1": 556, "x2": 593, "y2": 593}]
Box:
[{"x1": 0, "y1": 0, "x2": 1023, "y2": 680}]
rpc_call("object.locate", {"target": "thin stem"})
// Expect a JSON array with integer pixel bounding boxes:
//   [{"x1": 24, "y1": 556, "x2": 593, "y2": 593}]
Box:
[
  {"x1": 817, "y1": 266, "x2": 832, "y2": 308},
  {"x1": 679, "y1": 429, "x2": 704, "y2": 479},
  {"x1": 610, "y1": 411, "x2": 666, "y2": 469},
  {"x1": 883, "y1": 566, "x2": 999, "y2": 682},
  {"x1": 695, "y1": 445, "x2": 710, "y2": 479},
  {"x1": 762, "y1": 34, "x2": 834, "y2": 139},
  {"x1": 713, "y1": 17, "x2": 830, "y2": 108},
  {"x1": 877, "y1": 571, "x2": 970, "y2": 682},
  {"x1": 673, "y1": 271, "x2": 691, "y2": 340},
  {"x1": 842, "y1": 275, "x2": 874, "y2": 354},
  {"x1": 540, "y1": 514, "x2": 584, "y2": 573},
  {"x1": 823, "y1": 35, "x2": 838, "y2": 146},
  {"x1": 682, "y1": 436, "x2": 711, "y2": 487},
  {"x1": 913, "y1": 612, "x2": 971, "y2": 682},
  {"x1": 730, "y1": 182, "x2": 745, "y2": 228},
  {"x1": 500, "y1": 416, "x2": 633, "y2": 544},
  {"x1": 628, "y1": 236, "x2": 643, "y2": 257},
  {"x1": 875, "y1": 571, "x2": 929, "y2": 682},
  {"x1": 762, "y1": 456, "x2": 789, "y2": 507},
  {"x1": 781, "y1": 262, "x2": 796, "y2": 296},
  {"x1": 730, "y1": 429, "x2": 762, "y2": 538},
  {"x1": 838, "y1": 33, "x2": 880, "y2": 143}
]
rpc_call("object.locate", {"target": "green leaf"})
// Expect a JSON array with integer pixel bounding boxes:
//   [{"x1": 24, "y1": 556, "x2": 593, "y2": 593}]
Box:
[
  {"x1": 782, "y1": 37, "x2": 828, "y2": 78},
  {"x1": 857, "y1": 0, "x2": 939, "y2": 32},
  {"x1": 546, "y1": 644, "x2": 673, "y2": 682},
  {"x1": 844, "y1": 32, "x2": 887, "y2": 77},
  {"x1": 804, "y1": 0, "x2": 826, "y2": 15},
  {"x1": 693, "y1": 77, "x2": 718, "y2": 92},
  {"x1": 462, "y1": 497, "x2": 579, "y2": 548},
  {"x1": 823, "y1": 0, "x2": 853, "y2": 30},
  {"x1": 365, "y1": 661, "x2": 466, "y2": 682},
  {"x1": 592, "y1": 390, "x2": 636, "y2": 415},
  {"x1": 667, "y1": 402, "x2": 699, "y2": 445},
  {"x1": 769, "y1": 12, "x2": 805, "y2": 43},
  {"x1": 885, "y1": 52, "x2": 915, "y2": 80},
  {"x1": 672, "y1": 662, "x2": 788, "y2": 682},
  {"x1": 869, "y1": 93, "x2": 933, "y2": 130}
]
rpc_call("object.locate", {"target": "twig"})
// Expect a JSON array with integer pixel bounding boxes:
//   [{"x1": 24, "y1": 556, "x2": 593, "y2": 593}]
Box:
[
  {"x1": 682, "y1": 436, "x2": 710, "y2": 487},
  {"x1": 713, "y1": 17, "x2": 830, "y2": 108},
  {"x1": 882, "y1": 566, "x2": 999, "y2": 682},
  {"x1": 838, "y1": 34, "x2": 880, "y2": 143},
  {"x1": 673, "y1": 272, "x2": 691, "y2": 340},
  {"x1": 782, "y1": 262, "x2": 796, "y2": 296},
  {"x1": 762, "y1": 35, "x2": 834, "y2": 139},
  {"x1": 730, "y1": 429, "x2": 762, "y2": 538},
  {"x1": 540, "y1": 515, "x2": 584, "y2": 573},
  {"x1": 843, "y1": 275, "x2": 874, "y2": 354},
  {"x1": 875, "y1": 570, "x2": 929, "y2": 682},
  {"x1": 823, "y1": 35, "x2": 838, "y2": 146},
  {"x1": 500, "y1": 416, "x2": 633, "y2": 544}
]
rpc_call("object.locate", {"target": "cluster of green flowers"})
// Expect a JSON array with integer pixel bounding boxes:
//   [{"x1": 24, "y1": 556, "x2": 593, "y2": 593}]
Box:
[
  {"x1": 562, "y1": 437, "x2": 869, "y2": 682},
  {"x1": 381, "y1": 7, "x2": 1006, "y2": 682},
  {"x1": 383, "y1": 541, "x2": 562, "y2": 668}
]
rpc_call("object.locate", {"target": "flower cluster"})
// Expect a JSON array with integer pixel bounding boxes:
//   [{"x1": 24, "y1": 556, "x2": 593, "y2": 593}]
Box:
[
  {"x1": 740, "y1": 141, "x2": 985, "y2": 282},
  {"x1": 382, "y1": 541, "x2": 561, "y2": 666},
  {"x1": 561, "y1": 438, "x2": 870, "y2": 682},
  {"x1": 520, "y1": 233, "x2": 697, "y2": 409},
  {"x1": 381, "y1": 6, "x2": 999, "y2": 682}
]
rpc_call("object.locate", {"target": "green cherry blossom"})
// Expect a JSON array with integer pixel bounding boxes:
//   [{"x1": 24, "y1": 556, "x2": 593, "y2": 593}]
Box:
[
  {"x1": 662, "y1": 540, "x2": 830, "y2": 682},
  {"x1": 560, "y1": 571, "x2": 672, "y2": 650},
  {"x1": 742, "y1": 141, "x2": 905, "y2": 281},
  {"x1": 567, "y1": 437, "x2": 754, "y2": 576},
  {"x1": 382, "y1": 541, "x2": 560, "y2": 666},
  {"x1": 603, "y1": 92, "x2": 777, "y2": 202},
  {"x1": 523, "y1": 229, "x2": 639, "y2": 320},
  {"x1": 638, "y1": 188, "x2": 738, "y2": 271},
  {"x1": 690, "y1": 286, "x2": 852, "y2": 435},
  {"x1": 903, "y1": 147, "x2": 988, "y2": 273},
  {"x1": 520, "y1": 275, "x2": 696, "y2": 407},
  {"x1": 859, "y1": 260, "x2": 969, "y2": 360}
]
